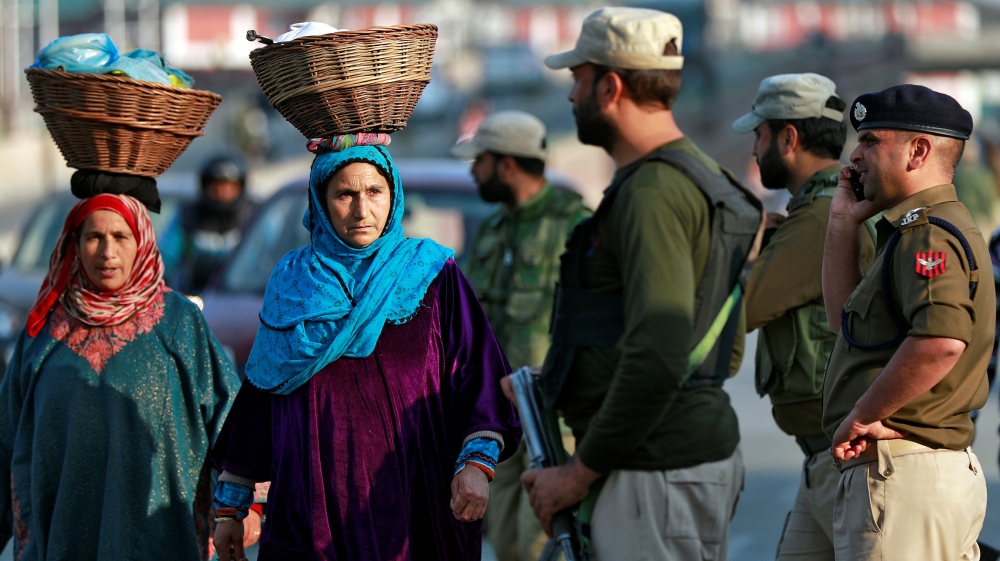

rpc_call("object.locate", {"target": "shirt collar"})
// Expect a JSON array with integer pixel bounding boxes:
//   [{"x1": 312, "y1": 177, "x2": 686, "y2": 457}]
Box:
[
  {"x1": 499, "y1": 180, "x2": 553, "y2": 221},
  {"x1": 786, "y1": 164, "x2": 842, "y2": 210},
  {"x1": 874, "y1": 184, "x2": 957, "y2": 249},
  {"x1": 515, "y1": 181, "x2": 554, "y2": 221},
  {"x1": 882, "y1": 184, "x2": 958, "y2": 223},
  {"x1": 799, "y1": 163, "x2": 843, "y2": 196}
]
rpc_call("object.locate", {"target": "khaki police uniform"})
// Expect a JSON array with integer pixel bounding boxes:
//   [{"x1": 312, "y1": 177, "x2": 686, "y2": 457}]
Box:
[
  {"x1": 734, "y1": 72, "x2": 882, "y2": 561},
  {"x1": 823, "y1": 184, "x2": 991, "y2": 560},
  {"x1": 746, "y1": 165, "x2": 878, "y2": 561}
]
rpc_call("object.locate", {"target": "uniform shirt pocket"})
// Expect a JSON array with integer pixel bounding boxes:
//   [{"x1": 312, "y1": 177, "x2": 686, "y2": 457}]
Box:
[{"x1": 840, "y1": 288, "x2": 875, "y2": 356}]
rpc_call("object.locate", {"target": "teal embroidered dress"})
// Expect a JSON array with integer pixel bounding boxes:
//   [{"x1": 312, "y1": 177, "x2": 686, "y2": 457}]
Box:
[{"x1": 0, "y1": 290, "x2": 240, "y2": 560}]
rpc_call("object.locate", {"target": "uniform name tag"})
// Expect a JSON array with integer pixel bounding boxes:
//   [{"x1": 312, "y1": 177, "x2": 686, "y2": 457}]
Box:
[{"x1": 915, "y1": 251, "x2": 946, "y2": 278}]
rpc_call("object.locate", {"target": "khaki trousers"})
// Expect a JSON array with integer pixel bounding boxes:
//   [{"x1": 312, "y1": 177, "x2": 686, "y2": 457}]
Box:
[
  {"x1": 590, "y1": 448, "x2": 744, "y2": 561},
  {"x1": 833, "y1": 441, "x2": 987, "y2": 561},
  {"x1": 775, "y1": 451, "x2": 838, "y2": 561},
  {"x1": 485, "y1": 442, "x2": 547, "y2": 561}
]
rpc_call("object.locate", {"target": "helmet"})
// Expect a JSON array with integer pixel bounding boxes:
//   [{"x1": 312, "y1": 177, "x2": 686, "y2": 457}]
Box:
[{"x1": 199, "y1": 155, "x2": 246, "y2": 190}]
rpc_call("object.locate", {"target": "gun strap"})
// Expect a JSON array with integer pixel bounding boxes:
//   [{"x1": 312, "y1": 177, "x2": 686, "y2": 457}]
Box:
[
  {"x1": 574, "y1": 474, "x2": 608, "y2": 557},
  {"x1": 686, "y1": 283, "x2": 742, "y2": 378}
]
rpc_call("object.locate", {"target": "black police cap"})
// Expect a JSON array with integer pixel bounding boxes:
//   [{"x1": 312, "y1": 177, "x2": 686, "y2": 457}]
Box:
[{"x1": 849, "y1": 84, "x2": 972, "y2": 140}]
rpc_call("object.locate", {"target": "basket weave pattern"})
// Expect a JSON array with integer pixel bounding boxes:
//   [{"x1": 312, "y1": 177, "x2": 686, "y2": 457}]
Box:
[
  {"x1": 26, "y1": 69, "x2": 222, "y2": 177},
  {"x1": 249, "y1": 24, "x2": 437, "y2": 137}
]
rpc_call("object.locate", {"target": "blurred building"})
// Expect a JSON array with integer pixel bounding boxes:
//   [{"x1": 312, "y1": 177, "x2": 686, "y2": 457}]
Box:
[{"x1": 3, "y1": 0, "x2": 1000, "y2": 185}]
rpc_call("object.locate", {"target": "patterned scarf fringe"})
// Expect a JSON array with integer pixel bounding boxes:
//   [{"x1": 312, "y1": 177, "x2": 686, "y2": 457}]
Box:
[{"x1": 307, "y1": 133, "x2": 392, "y2": 154}]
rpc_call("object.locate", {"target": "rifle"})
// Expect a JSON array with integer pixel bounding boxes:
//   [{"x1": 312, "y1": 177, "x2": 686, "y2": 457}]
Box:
[{"x1": 509, "y1": 366, "x2": 583, "y2": 561}]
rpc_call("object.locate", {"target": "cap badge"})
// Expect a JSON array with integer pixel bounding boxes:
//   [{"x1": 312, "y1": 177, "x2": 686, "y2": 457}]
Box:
[{"x1": 854, "y1": 102, "x2": 867, "y2": 121}]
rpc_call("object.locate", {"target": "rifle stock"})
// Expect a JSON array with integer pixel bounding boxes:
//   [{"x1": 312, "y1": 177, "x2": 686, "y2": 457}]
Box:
[{"x1": 510, "y1": 367, "x2": 582, "y2": 561}]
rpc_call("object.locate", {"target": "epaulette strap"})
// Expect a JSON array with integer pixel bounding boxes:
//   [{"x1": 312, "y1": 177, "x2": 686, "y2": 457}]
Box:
[
  {"x1": 841, "y1": 215, "x2": 978, "y2": 351},
  {"x1": 551, "y1": 190, "x2": 588, "y2": 217}
]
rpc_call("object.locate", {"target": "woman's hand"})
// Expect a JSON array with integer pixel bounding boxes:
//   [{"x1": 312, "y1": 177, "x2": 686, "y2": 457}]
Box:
[
  {"x1": 214, "y1": 518, "x2": 247, "y2": 561},
  {"x1": 243, "y1": 509, "x2": 262, "y2": 547},
  {"x1": 450, "y1": 467, "x2": 490, "y2": 522}
]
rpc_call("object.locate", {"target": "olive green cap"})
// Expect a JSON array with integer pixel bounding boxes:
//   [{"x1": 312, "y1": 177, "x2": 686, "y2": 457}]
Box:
[
  {"x1": 733, "y1": 73, "x2": 844, "y2": 134},
  {"x1": 544, "y1": 7, "x2": 684, "y2": 71}
]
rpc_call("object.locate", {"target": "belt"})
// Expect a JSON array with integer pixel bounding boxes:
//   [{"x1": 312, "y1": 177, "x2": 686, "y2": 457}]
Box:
[
  {"x1": 831, "y1": 439, "x2": 936, "y2": 473},
  {"x1": 795, "y1": 434, "x2": 832, "y2": 458}
]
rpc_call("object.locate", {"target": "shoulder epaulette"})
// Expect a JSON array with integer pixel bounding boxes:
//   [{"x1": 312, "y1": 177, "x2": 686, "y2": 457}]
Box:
[
  {"x1": 548, "y1": 186, "x2": 587, "y2": 216},
  {"x1": 892, "y1": 207, "x2": 928, "y2": 230}
]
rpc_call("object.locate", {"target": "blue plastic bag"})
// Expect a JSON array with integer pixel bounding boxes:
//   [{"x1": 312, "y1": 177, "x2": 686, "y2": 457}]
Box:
[
  {"x1": 106, "y1": 53, "x2": 172, "y2": 86},
  {"x1": 120, "y1": 49, "x2": 194, "y2": 88},
  {"x1": 31, "y1": 33, "x2": 119, "y2": 72},
  {"x1": 31, "y1": 33, "x2": 193, "y2": 88}
]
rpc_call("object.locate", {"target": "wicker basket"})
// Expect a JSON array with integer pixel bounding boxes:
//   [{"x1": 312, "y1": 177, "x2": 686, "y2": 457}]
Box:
[
  {"x1": 248, "y1": 24, "x2": 437, "y2": 138},
  {"x1": 25, "y1": 69, "x2": 222, "y2": 178}
]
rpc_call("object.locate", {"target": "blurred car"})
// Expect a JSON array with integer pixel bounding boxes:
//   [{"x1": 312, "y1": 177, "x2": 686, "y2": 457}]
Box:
[
  {"x1": 480, "y1": 44, "x2": 547, "y2": 95},
  {"x1": 200, "y1": 158, "x2": 576, "y2": 376},
  {"x1": 409, "y1": 70, "x2": 457, "y2": 123},
  {"x1": 0, "y1": 175, "x2": 196, "y2": 373}
]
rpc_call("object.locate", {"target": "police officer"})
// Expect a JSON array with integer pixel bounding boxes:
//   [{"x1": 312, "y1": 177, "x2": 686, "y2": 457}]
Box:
[
  {"x1": 452, "y1": 110, "x2": 590, "y2": 561},
  {"x1": 733, "y1": 73, "x2": 877, "y2": 560},
  {"x1": 516, "y1": 8, "x2": 762, "y2": 559},
  {"x1": 823, "y1": 85, "x2": 990, "y2": 559}
]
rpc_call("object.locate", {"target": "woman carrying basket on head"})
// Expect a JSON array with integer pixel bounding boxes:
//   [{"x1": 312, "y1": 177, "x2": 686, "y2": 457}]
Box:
[
  {"x1": 211, "y1": 137, "x2": 520, "y2": 561},
  {"x1": 0, "y1": 192, "x2": 241, "y2": 560}
]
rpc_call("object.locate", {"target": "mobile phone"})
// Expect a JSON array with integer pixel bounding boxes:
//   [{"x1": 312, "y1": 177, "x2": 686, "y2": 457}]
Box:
[{"x1": 848, "y1": 168, "x2": 865, "y2": 202}]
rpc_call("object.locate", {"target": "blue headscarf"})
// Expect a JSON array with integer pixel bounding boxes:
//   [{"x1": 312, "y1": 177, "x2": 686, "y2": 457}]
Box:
[{"x1": 245, "y1": 145, "x2": 454, "y2": 394}]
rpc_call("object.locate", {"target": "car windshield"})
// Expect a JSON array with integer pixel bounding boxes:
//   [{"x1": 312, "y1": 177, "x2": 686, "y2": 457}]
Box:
[
  {"x1": 9, "y1": 196, "x2": 182, "y2": 274},
  {"x1": 221, "y1": 188, "x2": 497, "y2": 294}
]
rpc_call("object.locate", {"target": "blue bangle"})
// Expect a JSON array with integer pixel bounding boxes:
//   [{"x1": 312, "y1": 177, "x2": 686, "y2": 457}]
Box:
[
  {"x1": 214, "y1": 480, "x2": 254, "y2": 515},
  {"x1": 454, "y1": 438, "x2": 500, "y2": 480}
]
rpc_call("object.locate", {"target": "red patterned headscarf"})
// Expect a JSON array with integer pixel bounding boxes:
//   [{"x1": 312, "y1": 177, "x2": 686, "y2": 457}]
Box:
[{"x1": 26, "y1": 194, "x2": 165, "y2": 337}]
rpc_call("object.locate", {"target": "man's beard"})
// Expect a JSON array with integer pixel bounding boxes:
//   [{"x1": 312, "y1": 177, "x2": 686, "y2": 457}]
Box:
[
  {"x1": 574, "y1": 89, "x2": 618, "y2": 153},
  {"x1": 477, "y1": 167, "x2": 515, "y2": 206},
  {"x1": 757, "y1": 138, "x2": 791, "y2": 191}
]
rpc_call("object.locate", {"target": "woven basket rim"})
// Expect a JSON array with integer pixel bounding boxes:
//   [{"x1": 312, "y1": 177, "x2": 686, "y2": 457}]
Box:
[
  {"x1": 24, "y1": 67, "x2": 222, "y2": 101},
  {"x1": 249, "y1": 23, "x2": 438, "y2": 57}
]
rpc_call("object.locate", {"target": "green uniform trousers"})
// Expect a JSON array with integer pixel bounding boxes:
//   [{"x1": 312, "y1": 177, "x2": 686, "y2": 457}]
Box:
[
  {"x1": 776, "y1": 450, "x2": 839, "y2": 560},
  {"x1": 486, "y1": 442, "x2": 548, "y2": 561}
]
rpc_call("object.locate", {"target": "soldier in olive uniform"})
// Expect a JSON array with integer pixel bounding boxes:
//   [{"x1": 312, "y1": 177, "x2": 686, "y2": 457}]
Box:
[
  {"x1": 823, "y1": 85, "x2": 990, "y2": 559},
  {"x1": 733, "y1": 74, "x2": 877, "y2": 560},
  {"x1": 514, "y1": 9, "x2": 762, "y2": 560},
  {"x1": 452, "y1": 110, "x2": 590, "y2": 561}
]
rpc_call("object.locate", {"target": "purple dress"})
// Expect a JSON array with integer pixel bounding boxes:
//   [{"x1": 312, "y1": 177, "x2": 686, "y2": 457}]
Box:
[{"x1": 213, "y1": 260, "x2": 520, "y2": 560}]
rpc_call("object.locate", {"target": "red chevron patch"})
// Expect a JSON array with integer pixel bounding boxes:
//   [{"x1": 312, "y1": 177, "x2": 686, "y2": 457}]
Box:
[{"x1": 915, "y1": 251, "x2": 946, "y2": 278}]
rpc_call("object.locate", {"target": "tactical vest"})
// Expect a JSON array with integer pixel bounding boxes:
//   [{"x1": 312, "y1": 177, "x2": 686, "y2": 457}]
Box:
[
  {"x1": 755, "y1": 179, "x2": 884, "y2": 407},
  {"x1": 542, "y1": 150, "x2": 763, "y2": 406}
]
